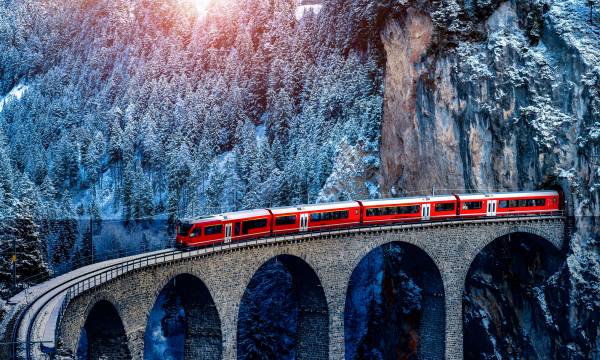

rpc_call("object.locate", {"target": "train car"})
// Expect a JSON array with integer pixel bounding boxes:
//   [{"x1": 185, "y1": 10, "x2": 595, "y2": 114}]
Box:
[
  {"x1": 456, "y1": 190, "x2": 560, "y2": 218},
  {"x1": 269, "y1": 201, "x2": 361, "y2": 235},
  {"x1": 176, "y1": 209, "x2": 272, "y2": 248},
  {"x1": 177, "y1": 190, "x2": 561, "y2": 248},
  {"x1": 359, "y1": 195, "x2": 458, "y2": 225}
]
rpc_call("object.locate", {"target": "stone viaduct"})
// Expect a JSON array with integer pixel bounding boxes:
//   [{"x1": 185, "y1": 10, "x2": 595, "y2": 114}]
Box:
[{"x1": 57, "y1": 216, "x2": 565, "y2": 359}]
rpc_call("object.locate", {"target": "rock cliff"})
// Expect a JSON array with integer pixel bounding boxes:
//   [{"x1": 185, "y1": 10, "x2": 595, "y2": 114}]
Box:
[{"x1": 377, "y1": 0, "x2": 599, "y2": 357}]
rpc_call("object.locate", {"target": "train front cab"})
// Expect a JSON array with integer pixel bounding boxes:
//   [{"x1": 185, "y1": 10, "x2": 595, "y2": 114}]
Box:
[
  {"x1": 176, "y1": 217, "x2": 227, "y2": 248},
  {"x1": 176, "y1": 210, "x2": 272, "y2": 248}
]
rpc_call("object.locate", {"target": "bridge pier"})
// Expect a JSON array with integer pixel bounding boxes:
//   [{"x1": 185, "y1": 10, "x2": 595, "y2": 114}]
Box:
[
  {"x1": 442, "y1": 264, "x2": 468, "y2": 360},
  {"x1": 320, "y1": 260, "x2": 354, "y2": 360},
  {"x1": 218, "y1": 301, "x2": 239, "y2": 360},
  {"x1": 126, "y1": 329, "x2": 145, "y2": 360}
]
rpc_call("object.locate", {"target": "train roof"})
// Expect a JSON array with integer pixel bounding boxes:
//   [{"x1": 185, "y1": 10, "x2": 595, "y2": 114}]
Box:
[
  {"x1": 359, "y1": 195, "x2": 456, "y2": 207},
  {"x1": 456, "y1": 190, "x2": 559, "y2": 201},
  {"x1": 268, "y1": 201, "x2": 360, "y2": 215},
  {"x1": 186, "y1": 209, "x2": 271, "y2": 224},
  {"x1": 220, "y1": 209, "x2": 271, "y2": 220}
]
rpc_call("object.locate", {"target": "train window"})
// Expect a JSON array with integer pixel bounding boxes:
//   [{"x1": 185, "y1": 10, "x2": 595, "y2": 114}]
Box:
[
  {"x1": 399, "y1": 205, "x2": 420, "y2": 214},
  {"x1": 435, "y1": 203, "x2": 455, "y2": 212},
  {"x1": 242, "y1": 218, "x2": 268, "y2": 234},
  {"x1": 275, "y1": 215, "x2": 297, "y2": 226},
  {"x1": 235, "y1": 222, "x2": 240, "y2": 236},
  {"x1": 526, "y1": 199, "x2": 536, "y2": 207},
  {"x1": 462, "y1": 201, "x2": 482, "y2": 210},
  {"x1": 177, "y1": 223, "x2": 193, "y2": 236},
  {"x1": 508, "y1": 200, "x2": 518, "y2": 207},
  {"x1": 499, "y1": 200, "x2": 508, "y2": 208},
  {"x1": 535, "y1": 199, "x2": 546, "y2": 206},
  {"x1": 366, "y1": 205, "x2": 420, "y2": 216},
  {"x1": 189, "y1": 227, "x2": 201, "y2": 238},
  {"x1": 204, "y1": 224, "x2": 223, "y2": 235},
  {"x1": 366, "y1": 208, "x2": 380, "y2": 217},
  {"x1": 311, "y1": 210, "x2": 349, "y2": 222}
]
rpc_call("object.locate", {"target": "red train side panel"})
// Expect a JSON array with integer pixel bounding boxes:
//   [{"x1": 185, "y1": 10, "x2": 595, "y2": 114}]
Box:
[
  {"x1": 359, "y1": 195, "x2": 458, "y2": 225},
  {"x1": 269, "y1": 201, "x2": 361, "y2": 235},
  {"x1": 305, "y1": 202, "x2": 361, "y2": 231},
  {"x1": 177, "y1": 190, "x2": 561, "y2": 248}
]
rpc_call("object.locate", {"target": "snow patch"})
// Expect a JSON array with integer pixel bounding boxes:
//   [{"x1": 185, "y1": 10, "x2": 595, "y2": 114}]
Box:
[
  {"x1": 520, "y1": 96, "x2": 574, "y2": 151},
  {"x1": 533, "y1": 286, "x2": 556, "y2": 328},
  {"x1": 0, "y1": 84, "x2": 28, "y2": 113},
  {"x1": 295, "y1": 4, "x2": 321, "y2": 20},
  {"x1": 255, "y1": 124, "x2": 266, "y2": 144},
  {"x1": 478, "y1": 309, "x2": 503, "y2": 359}
]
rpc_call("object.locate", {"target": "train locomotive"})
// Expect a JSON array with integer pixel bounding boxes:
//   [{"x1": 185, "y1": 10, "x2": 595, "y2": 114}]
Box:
[{"x1": 176, "y1": 190, "x2": 561, "y2": 248}]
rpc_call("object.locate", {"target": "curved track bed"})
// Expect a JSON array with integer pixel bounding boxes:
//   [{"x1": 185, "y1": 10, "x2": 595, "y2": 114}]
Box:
[{"x1": 7, "y1": 248, "x2": 178, "y2": 360}]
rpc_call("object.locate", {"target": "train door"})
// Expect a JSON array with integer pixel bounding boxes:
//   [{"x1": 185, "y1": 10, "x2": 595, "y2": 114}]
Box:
[
  {"x1": 224, "y1": 223, "x2": 232, "y2": 243},
  {"x1": 486, "y1": 200, "x2": 497, "y2": 217},
  {"x1": 300, "y1": 213, "x2": 309, "y2": 232},
  {"x1": 421, "y1": 204, "x2": 431, "y2": 220}
]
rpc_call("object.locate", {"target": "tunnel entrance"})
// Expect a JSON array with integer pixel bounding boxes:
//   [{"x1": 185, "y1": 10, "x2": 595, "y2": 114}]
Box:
[
  {"x1": 77, "y1": 300, "x2": 131, "y2": 360},
  {"x1": 463, "y1": 232, "x2": 563, "y2": 359},
  {"x1": 344, "y1": 242, "x2": 445, "y2": 360},
  {"x1": 144, "y1": 274, "x2": 222, "y2": 360},
  {"x1": 237, "y1": 255, "x2": 329, "y2": 359}
]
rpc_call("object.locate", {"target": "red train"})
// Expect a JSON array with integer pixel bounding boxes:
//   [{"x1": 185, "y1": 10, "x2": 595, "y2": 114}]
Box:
[{"x1": 176, "y1": 191, "x2": 561, "y2": 248}]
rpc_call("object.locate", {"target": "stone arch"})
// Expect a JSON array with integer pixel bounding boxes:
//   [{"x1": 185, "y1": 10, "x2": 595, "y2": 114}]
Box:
[
  {"x1": 463, "y1": 230, "x2": 564, "y2": 359},
  {"x1": 344, "y1": 241, "x2": 445, "y2": 359},
  {"x1": 79, "y1": 299, "x2": 132, "y2": 360},
  {"x1": 237, "y1": 254, "x2": 329, "y2": 359},
  {"x1": 471, "y1": 225, "x2": 563, "y2": 263},
  {"x1": 144, "y1": 272, "x2": 222, "y2": 359}
]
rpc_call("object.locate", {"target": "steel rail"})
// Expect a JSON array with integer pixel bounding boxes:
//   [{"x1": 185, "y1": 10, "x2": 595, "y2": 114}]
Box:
[
  {"x1": 17, "y1": 212, "x2": 565, "y2": 360},
  {"x1": 10, "y1": 248, "x2": 178, "y2": 360}
]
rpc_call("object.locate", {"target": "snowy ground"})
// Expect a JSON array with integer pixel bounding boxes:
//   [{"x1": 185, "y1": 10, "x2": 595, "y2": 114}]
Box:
[{"x1": 0, "y1": 84, "x2": 27, "y2": 113}]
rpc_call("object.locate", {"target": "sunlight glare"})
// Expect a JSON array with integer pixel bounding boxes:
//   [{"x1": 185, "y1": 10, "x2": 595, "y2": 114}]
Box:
[{"x1": 192, "y1": 0, "x2": 211, "y2": 14}]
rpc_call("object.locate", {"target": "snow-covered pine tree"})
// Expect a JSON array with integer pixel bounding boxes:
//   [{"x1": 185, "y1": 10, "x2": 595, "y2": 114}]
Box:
[
  {"x1": 136, "y1": 173, "x2": 155, "y2": 219},
  {"x1": 0, "y1": 135, "x2": 17, "y2": 295},
  {"x1": 52, "y1": 137, "x2": 79, "y2": 191},
  {"x1": 123, "y1": 161, "x2": 136, "y2": 221},
  {"x1": 84, "y1": 131, "x2": 105, "y2": 188},
  {"x1": 72, "y1": 221, "x2": 93, "y2": 269},
  {"x1": 7, "y1": 177, "x2": 49, "y2": 291},
  {"x1": 205, "y1": 166, "x2": 225, "y2": 214},
  {"x1": 52, "y1": 190, "x2": 78, "y2": 268}
]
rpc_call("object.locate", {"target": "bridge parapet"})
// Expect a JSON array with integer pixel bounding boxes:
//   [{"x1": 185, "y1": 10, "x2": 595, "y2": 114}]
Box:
[{"x1": 50, "y1": 215, "x2": 564, "y2": 360}]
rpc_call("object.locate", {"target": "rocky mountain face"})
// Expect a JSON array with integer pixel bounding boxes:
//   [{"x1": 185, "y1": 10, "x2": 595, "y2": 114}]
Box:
[{"x1": 372, "y1": 0, "x2": 599, "y2": 358}]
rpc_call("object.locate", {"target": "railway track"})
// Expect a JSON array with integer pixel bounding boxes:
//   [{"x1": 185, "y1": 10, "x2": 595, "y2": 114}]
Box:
[{"x1": 10, "y1": 248, "x2": 179, "y2": 360}]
